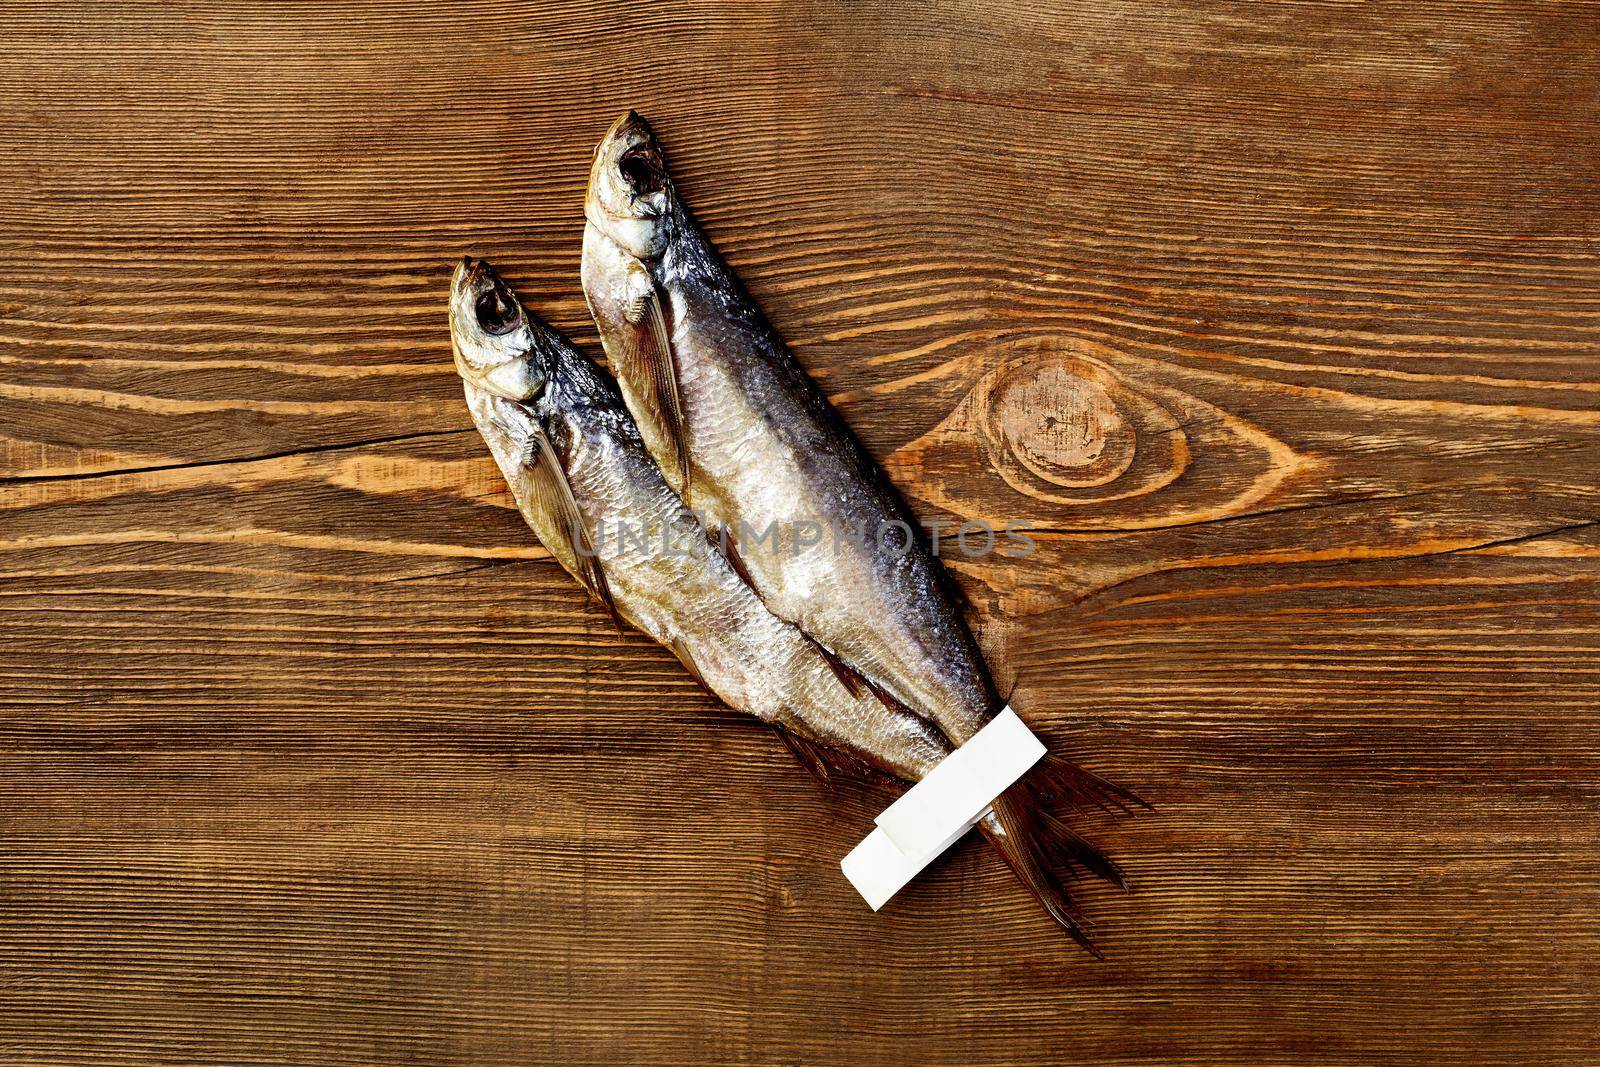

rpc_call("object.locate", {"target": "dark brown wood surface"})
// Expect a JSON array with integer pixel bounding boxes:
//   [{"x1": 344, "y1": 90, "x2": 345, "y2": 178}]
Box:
[{"x1": 3, "y1": 2, "x2": 1598, "y2": 1063}]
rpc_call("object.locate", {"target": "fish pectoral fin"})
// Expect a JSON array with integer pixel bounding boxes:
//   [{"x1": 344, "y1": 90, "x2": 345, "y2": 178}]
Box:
[
  {"x1": 774, "y1": 726, "x2": 888, "y2": 793},
  {"x1": 622, "y1": 264, "x2": 691, "y2": 491},
  {"x1": 622, "y1": 286, "x2": 650, "y2": 324},
  {"x1": 524, "y1": 423, "x2": 623, "y2": 630}
]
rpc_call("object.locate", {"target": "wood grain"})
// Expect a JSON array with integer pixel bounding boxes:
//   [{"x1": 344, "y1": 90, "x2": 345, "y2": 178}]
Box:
[{"x1": 2, "y1": 1, "x2": 1598, "y2": 1063}]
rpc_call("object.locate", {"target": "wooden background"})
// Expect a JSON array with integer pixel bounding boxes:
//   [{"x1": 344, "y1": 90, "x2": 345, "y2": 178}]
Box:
[{"x1": 2, "y1": 1, "x2": 1598, "y2": 1063}]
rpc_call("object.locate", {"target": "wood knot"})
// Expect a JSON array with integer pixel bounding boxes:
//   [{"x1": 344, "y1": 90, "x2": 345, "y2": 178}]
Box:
[
  {"x1": 966, "y1": 339, "x2": 1186, "y2": 506},
  {"x1": 981, "y1": 355, "x2": 1134, "y2": 490},
  {"x1": 884, "y1": 334, "x2": 1306, "y2": 530}
]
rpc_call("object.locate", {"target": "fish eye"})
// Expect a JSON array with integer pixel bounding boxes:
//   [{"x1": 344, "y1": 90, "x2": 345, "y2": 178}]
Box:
[
  {"x1": 475, "y1": 285, "x2": 521, "y2": 335},
  {"x1": 618, "y1": 147, "x2": 664, "y2": 196}
]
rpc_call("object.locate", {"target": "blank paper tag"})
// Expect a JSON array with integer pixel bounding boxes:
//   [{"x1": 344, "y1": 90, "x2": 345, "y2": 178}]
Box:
[
  {"x1": 840, "y1": 819, "x2": 984, "y2": 911},
  {"x1": 840, "y1": 707, "x2": 1046, "y2": 910},
  {"x1": 875, "y1": 708, "x2": 1045, "y2": 858}
]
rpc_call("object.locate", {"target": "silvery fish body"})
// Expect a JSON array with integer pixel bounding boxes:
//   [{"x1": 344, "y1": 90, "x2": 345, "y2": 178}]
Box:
[
  {"x1": 452, "y1": 258, "x2": 1123, "y2": 952},
  {"x1": 580, "y1": 113, "x2": 1001, "y2": 747},
  {"x1": 450, "y1": 257, "x2": 950, "y2": 782},
  {"x1": 577, "y1": 116, "x2": 1143, "y2": 950}
]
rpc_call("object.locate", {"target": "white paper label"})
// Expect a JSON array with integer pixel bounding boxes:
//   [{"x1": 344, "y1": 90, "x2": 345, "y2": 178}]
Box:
[{"x1": 840, "y1": 707, "x2": 1046, "y2": 910}]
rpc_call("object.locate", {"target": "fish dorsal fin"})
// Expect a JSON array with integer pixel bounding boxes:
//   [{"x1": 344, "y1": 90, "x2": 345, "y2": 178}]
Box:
[
  {"x1": 524, "y1": 422, "x2": 622, "y2": 630},
  {"x1": 622, "y1": 261, "x2": 690, "y2": 491}
]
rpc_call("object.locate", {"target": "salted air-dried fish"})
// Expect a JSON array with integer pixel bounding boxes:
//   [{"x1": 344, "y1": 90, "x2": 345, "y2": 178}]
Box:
[
  {"x1": 453, "y1": 258, "x2": 1126, "y2": 951},
  {"x1": 580, "y1": 115, "x2": 1142, "y2": 948}
]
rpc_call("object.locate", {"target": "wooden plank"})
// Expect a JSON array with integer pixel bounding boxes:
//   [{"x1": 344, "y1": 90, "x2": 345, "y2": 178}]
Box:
[{"x1": 1, "y1": 1, "x2": 1597, "y2": 1063}]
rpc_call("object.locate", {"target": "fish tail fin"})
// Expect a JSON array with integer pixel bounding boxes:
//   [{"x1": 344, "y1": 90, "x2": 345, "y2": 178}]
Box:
[
  {"x1": 980, "y1": 784, "x2": 1113, "y2": 958},
  {"x1": 1029, "y1": 750, "x2": 1151, "y2": 816},
  {"x1": 1032, "y1": 803, "x2": 1128, "y2": 888}
]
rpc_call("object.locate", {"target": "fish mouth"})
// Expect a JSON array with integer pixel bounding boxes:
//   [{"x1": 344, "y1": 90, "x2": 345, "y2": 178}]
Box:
[
  {"x1": 454, "y1": 254, "x2": 489, "y2": 289},
  {"x1": 603, "y1": 109, "x2": 657, "y2": 151},
  {"x1": 601, "y1": 111, "x2": 668, "y2": 198},
  {"x1": 454, "y1": 256, "x2": 522, "y2": 336},
  {"x1": 449, "y1": 256, "x2": 546, "y2": 403},
  {"x1": 453, "y1": 255, "x2": 497, "y2": 299}
]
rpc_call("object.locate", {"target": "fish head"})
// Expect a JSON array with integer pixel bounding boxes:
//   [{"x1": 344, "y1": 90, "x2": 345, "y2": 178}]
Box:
[
  {"x1": 585, "y1": 110, "x2": 672, "y2": 259},
  {"x1": 449, "y1": 257, "x2": 548, "y2": 402}
]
